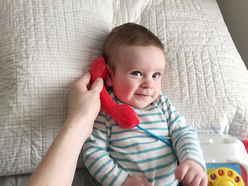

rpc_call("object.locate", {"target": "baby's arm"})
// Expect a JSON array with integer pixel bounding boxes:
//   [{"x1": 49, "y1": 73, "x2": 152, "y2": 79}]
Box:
[
  {"x1": 175, "y1": 159, "x2": 208, "y2": 186},
  {"x1": 159, "y1": 95, "x2": 207, "y2": 185},
  {"x1": 83, "y1": 113, "x2": 129, "y2": 186}
]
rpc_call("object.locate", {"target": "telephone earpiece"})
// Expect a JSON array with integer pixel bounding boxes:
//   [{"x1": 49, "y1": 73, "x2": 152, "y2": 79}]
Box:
[
  {"x1": 91, "y1": 57, "x2": 140, "y2": 129},
  {"x1": 90, "y1": 57, "x2": 172, "y2": 148}
]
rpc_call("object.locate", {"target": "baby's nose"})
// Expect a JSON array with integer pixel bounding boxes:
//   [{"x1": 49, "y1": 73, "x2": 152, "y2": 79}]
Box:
[{"x1": 141, "y1": 79, "x2": 153, "y2": 89}]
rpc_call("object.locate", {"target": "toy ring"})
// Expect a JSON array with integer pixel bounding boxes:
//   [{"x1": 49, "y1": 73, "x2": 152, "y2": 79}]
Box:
[{"x1": 208, "y1": 167, "x2": 244, "y2": 186}]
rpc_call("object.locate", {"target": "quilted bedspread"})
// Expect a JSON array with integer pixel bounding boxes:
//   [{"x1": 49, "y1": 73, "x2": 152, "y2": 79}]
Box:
[{"x1": 0, "y1": 0, "x2": 248, "y2": 176}]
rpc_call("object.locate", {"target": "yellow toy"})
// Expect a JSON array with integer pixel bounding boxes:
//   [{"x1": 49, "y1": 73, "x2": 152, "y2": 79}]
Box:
[
  {"x1": 199, "y1": 134, "x2": 248, "y2": 186},
  {"x1": 208, "y1": 167, "x2": 244, "y2": 186}
]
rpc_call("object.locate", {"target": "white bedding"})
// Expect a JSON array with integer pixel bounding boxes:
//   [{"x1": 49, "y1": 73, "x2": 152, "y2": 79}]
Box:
[{"x1": 0, "y1": 0, "x2": 248, "y2": 177}]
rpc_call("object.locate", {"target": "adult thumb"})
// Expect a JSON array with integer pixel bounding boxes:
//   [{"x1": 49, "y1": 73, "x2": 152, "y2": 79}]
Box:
[{"x1": 91, "y1": 78, "x2": 103, "y2": 93}]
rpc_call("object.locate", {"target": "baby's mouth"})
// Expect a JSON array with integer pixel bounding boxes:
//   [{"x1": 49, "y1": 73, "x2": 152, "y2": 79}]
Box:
[{"x1": 135, "y1": 93, "x2": 150, "y2": 99}]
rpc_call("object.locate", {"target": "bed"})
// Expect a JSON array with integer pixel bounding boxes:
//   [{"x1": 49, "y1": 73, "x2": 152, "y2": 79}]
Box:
[{"x1": 0, "y1": 0, "x2": 248, "y2": 185}]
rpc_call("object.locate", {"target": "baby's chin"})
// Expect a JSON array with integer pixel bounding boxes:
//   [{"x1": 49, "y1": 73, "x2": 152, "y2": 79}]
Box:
[
  {"x1": 127, "y1": 100, "x2": 154, "y2": 109},
  {"x1": 118, "y1": 95, "x2": 159, "y2": 109},
  {"x1": 118, "y1": 99, "x2": 149, "y2": 109},
  {"x1": 131, "y1": 96, "x2": 160, "y2": 109},
  {"x1": 130, "y1": 103, "x2": 149, "y2": 109}
]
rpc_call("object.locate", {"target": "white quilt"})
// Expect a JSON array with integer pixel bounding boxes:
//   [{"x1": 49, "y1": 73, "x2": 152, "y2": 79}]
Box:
[{"x1": 0, "y1": 0, "x2": 248, "y2": 176}]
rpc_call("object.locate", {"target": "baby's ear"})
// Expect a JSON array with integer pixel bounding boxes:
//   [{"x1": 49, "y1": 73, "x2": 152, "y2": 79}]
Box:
[{"x1": 106, "y1": 65, "x2": 113, "y2": 87}]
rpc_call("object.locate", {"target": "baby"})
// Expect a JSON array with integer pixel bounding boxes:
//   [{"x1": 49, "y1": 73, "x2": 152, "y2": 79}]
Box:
[{"x1": 83, "y1": 23, "x2": 207, "y2": 186}]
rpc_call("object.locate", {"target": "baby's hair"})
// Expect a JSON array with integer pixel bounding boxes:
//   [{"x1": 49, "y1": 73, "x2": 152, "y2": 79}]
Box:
[{"x1": 104, "y1": 23, "x2": 164, "y2": 72}]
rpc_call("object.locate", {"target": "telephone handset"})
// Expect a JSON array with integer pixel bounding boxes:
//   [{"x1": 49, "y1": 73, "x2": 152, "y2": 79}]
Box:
[
  {"x1": 91, "y1": 57, "x2": 172, "y2": 148},
  {"x1": 91, "y1": 57, "x2": 139, "y2": 129}
]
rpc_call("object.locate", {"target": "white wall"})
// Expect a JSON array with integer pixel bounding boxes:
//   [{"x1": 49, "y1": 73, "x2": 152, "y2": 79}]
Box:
[{"x1": 217, "y1": 0, "x2": 248, "y2": 69}]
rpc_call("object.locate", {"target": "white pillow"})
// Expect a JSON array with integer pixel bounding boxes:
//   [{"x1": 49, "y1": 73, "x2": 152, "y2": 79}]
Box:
[
  {"x1": 0, "y1": 0, "x2": 248, "y2": 176},
  {"x1": 112, "y1": 0, "x2": 248, "y2": 137},
  {"x1": 0, "y1": 0, "x2": 112, "y2": 176}
]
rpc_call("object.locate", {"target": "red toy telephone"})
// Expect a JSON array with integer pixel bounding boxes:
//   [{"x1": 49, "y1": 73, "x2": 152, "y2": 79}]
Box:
[
  {"x1": 91, "y1": 57, "x2": 139, "y2": 129},
  {"x1": 90, "y1": 57, "x2": 172, "y2": 148}
]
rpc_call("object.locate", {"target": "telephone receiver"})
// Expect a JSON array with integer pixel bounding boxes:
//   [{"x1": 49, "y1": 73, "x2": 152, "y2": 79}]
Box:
[
  {"x1": 90, "y1": 57, "x2": 172, "y2": 149},
  {"x1": 90, "y1": 57, "x2": 139, "y2": 129}
]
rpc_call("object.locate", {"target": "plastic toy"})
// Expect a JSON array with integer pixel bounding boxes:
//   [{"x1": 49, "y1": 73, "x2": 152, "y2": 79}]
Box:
[
  {"x1": 90, "y1": 56, "x2": 139, "y2": 129},
  {"x1": 199, "y1": 134, "x2": 248, "y2": 186},
  {"x1": 90, "y1": 57, "x2": 172, "y2": 148}
]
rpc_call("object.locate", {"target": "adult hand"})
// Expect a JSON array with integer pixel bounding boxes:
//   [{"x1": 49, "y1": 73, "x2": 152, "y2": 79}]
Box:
[
  {"x1": 67, "y1": 72, "x2": 103, "y2": 137},
  {"x1": 26, "y1": 72, "x2": 103, "y2": 186}
]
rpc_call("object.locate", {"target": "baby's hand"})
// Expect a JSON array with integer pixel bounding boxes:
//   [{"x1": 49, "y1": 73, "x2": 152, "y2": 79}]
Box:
[
  {"x1": 123, "y1": 176, "x2": 152, "y2": 186},
  {"x1": 175, "y1": 159, "x2": 208, "y2": 186}
]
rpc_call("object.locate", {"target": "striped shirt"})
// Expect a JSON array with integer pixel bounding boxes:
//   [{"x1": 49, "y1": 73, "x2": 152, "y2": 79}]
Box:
[{"x1": 83, "y1": 91, "x2": 205, "y2": 186}]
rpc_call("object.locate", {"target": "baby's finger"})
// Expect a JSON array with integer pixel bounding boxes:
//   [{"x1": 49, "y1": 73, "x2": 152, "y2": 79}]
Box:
[
  {"x1": 174, "y1": 165, "x2": 187, "y2": 181},
  {"x1": 200, "y1": 175, "x2": 208, "y2": 186}
]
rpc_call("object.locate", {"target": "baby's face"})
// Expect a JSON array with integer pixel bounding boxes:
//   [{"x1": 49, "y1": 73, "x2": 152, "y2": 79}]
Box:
[{"x1": 107, "y1": 45, "x2": 165, "y2": 109}]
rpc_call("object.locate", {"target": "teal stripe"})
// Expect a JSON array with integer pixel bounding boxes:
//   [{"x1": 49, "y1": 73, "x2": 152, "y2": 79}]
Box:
[
  {"x1": 109, "y1": 169, "x2": 123, "y2": 186},
  {"x1": 179, "y1": 147, "x2": 202, "y2": 159},
  {"x1": 111, "y1": 119, "x2": 168, "y2": 126},
  {"x1": 165, "y1": 116, "x2": 171, "y2": 123},
  {"x1": 177, "y1": 142, "x2": 200, "y2": 155},
  {"x1": 94, "y1": 159, "x2": 113, "y2": 177},
  {"x1": 111, "y1": 128, "x2": 139, "y2": 135},
  {"x1": 172, "y1": 129, "x2": 196, "y2": 141},
  {"x1": 138, "y1": 112, "x2": 164, "y2": 117},
  {"x1": 176, "y1": 136, "x2": 199, "y2": 145},
  {"x1": 98, "y1": 113, "x2": 107, "y2": 118},
  {"x1": 164, "y1": 107, "x2": 177, "y2": 115},
  {"x1": 169, "y1": 114, "x2": 183, "y2": 126},
  {"x1": 140, "y1": 120, "x2": 166, "y2": 125},
  {"x1": 111, "y1": 127, "x2": 167, "y2": 136},
  {"x1": 84, "y1": 146, "x2": 108, "y2": 162},
  {"x1": 111, "y1": 141, "x2": 153, "y2": 149},
  {"x1": 109, "y1": 135, "x2": 160, "y2": 143},
  {"x1": 84, "y1": 138, "x2": 96, "y2": 144},
  {"x1": 88, "y1": 153, "x2": 109, "y2": 170},
  {"x1": 161, "y1": 100, "x2": 168, "y2": 107},
  {"x1": 164, "y1": 111, "x2": 180, "y2": 124},
  {"x1": 93, "y1": 127, "x2": 107, "y2": 135},
  {"x1": 157, "y1": 98, "x2": 162, "y2": 105},
  {"x1": 108, "y1": 144, "x2": 167, "y2": 156},
  {"x1": 83, "y1": 144, "x2": 106, "y2": 152},
  {"x1": 160, "y1": 97, "x2": 169, "y2": 106},
  {"x1": 171, "y1": 126, "x2": 195, "y2": 137},
  {"x1": 113, "y1": 151, "x2": 174, "y2": 164},
  {"x1": 146, "y1": 106, "x2": 160, "y2": 111},
  {"x1": 170, "y1": 126, "x2": 188, "y2": 136},
  {"x1": 110, "y1": 120, "x2": 167, "y2": 126},
  {"x1": 180, "y1": 151, "x2": 205, "y2": 162},
  {"x1": 124, "y1": 156, "x2": 177, "y2": 173},
  {"x1": 94, "y1": 120, "x2": 106, "y2": 126},
  {"x1": 99, "y1": 163, "x2": 118, "y2": 184},
  {"x1": 161, "y1": 105, "x2": 171, "y2": 114},
  {"x1": 91, "y1": 133, "x2": 107, "y2": 143},
  {"x1": 159, "y1": 94, "x2": 168, "y2": 104},
  {"x1": 133, "y1": 106, "x2": 158, "y2": 112},
  {"x1": 144, "y1": 127, "x2": 168, "y2": 131}
]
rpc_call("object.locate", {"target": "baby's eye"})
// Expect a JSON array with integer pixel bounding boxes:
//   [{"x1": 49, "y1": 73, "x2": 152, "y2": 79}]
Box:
[
  {"x1": 131, "y1": 71, "x2": 141, "y2": 76},
  {"x1": 152, "y1": 73, "x2": 160, "y2": 79}
]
